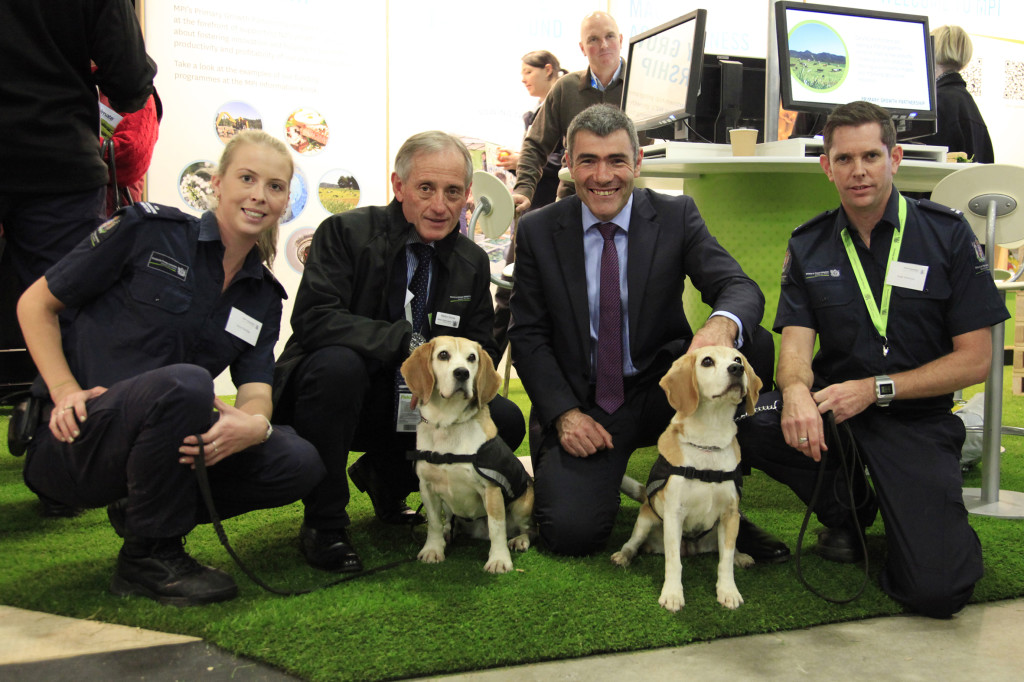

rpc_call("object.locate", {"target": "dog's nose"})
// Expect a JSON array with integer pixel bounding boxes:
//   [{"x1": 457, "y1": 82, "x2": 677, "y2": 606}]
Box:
[
  {"x1": 728, "y1": 362, "x2": 744, "y2": 377},
  {"x1": 453, "y1": 367, "x2": 470, "y2": 382}
]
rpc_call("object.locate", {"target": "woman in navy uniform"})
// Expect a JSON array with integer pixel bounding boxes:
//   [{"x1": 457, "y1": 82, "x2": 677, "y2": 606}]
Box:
[{"x1": 17, "y1": 130, "x2": 324, "y2": 606}]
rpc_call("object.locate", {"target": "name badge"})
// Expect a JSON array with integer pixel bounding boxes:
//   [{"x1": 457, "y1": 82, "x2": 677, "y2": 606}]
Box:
[
  {"x1": 395, "y1": 391, "x2": 421, "y2": 432},
  {"x1": 435, "y1": 312, "x2": 460, "y2": 329},
  {"x1": 885, "y1": 262, "x2": 928, "y2": 291},
  {"x1": 226, "y1": 307, "x2": 262, "y2": 346}
]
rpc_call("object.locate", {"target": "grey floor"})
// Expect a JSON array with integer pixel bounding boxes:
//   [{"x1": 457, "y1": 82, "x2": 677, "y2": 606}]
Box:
[{"x1": 2, "y1": 597, "x2": 1022, "y2": 681}]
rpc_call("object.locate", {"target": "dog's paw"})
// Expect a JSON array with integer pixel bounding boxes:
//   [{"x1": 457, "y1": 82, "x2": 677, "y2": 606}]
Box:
[
  {"x1": 484, "y1": 553, "x2": 513, "y2": 574},
  {"x1": 417, "y1": 545, "x2": 446, "y2": 564},
  {"x1": 508, "y1": 534, "x2": 530, "y2": 552},
  {"x1": 735, "y1": 551, "x2": 755, "y2": 568},
  {"x1": 717, "y1": 586, "x2": 744, "y2": 609},
  {"x1": 610, "y1": 549, "x2": 634, "y2": 567},
  {"x1": 658, "y1": 586, "x2": 685, "y2": 612}
]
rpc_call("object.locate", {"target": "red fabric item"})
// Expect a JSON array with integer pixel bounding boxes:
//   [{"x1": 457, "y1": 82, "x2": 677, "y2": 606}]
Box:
[{"x1": 99, "y1": 90, "x2": 160, "y2": 215}]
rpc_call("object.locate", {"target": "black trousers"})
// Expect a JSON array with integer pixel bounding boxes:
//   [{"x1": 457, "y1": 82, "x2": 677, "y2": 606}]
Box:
[
  {"x1": 276, "y1": 345, "x2": 526, "y2": 530},
  {"x1": 23, "y1": 364, "x2": 324, "y2": 539},
  {"x1": 530, "y1": 373, "x2": 675, "y2": 556},
  {"x1": 737, "y1": 391, "x2": 982, "y2": 618}
]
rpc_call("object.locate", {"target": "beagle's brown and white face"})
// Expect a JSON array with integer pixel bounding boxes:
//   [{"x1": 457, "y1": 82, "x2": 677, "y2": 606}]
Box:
[
  {"x1": 660, "y1": 346, "x2": 762, "y2": 419},
  {"x1": 401, "y1": 336, "x2": 501, "y2": 408}
]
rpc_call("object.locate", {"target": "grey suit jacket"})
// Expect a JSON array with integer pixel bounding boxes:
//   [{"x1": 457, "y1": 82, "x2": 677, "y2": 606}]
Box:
[{"x1": 508, "y1": 188, "x2": 764, "y2": 429}]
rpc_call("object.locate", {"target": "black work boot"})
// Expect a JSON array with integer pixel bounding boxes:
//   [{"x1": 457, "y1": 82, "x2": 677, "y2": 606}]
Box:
[{"x1": 110, "y1": 536, "x2": 238, "y2": 606}]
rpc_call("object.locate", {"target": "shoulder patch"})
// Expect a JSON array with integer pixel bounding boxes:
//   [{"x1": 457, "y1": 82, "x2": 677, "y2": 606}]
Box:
[
  {"x1": 781, "y1": 247, "x2": 792, "y2": 285},
  {"x1": 88, "y1": 216, "x2": 121, "y2": 247}
]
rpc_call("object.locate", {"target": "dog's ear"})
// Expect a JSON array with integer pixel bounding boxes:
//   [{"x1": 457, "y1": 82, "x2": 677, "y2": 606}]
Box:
[
  {"x1": 660, "y1": 353, "x2": 699, "y2": 417},
  {"x1": 740, "y1": 353, "x2": 762, "y2": 416},
  {"x1": 474, "y1": 345, "x2": 502, "y2": 407},
  {"x1": 400, "y1": 341, "x2": 435, "y2": 404}
]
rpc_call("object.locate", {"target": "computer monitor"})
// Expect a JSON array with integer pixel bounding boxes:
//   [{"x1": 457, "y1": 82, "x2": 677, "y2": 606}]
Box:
[
  {"x1": 620, "y1": 9, "x2": 707, "y2": 137},
  {"x1": 688, "y1": 54, "x2": 766, "y2": 144},
  {"x1": 774, "y1": 2, "x2": 937, "y2": 140}
]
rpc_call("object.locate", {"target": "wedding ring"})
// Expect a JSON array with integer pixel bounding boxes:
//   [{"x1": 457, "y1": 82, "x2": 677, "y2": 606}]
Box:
[
  {"x1": 63, "y1": 406, "x2": 73, "y2": 412},
  {"x1": 798, "y1": 437, "x2": 809, "y2": 444}
]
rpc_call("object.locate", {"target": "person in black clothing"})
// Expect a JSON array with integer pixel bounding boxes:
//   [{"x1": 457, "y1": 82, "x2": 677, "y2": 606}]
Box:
[
  {"x1": 272, "y1": 131, "x2": 525, "y2": 574},
  {"x1": 1, "y1": 0, "x2": 156, "y2": 416},
  {"x1": 920, "y1": 25, "x2": 994, "y2": 163}
]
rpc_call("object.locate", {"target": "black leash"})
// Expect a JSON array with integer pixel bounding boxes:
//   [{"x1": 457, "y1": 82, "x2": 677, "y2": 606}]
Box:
[
  {"x1": 793, "y1": 412, "x2": 871, "y2": 604},
  {"x1": 192, "y1": 437, "x2": 417, "y2": 596}
]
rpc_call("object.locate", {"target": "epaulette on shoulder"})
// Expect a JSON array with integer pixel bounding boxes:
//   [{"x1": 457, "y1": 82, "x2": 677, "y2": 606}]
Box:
[
  {"x1": 126, "y1": 202, "x2": 197, "y2": 223},
  {"x1": 791, "y1": 207, "x2": 837, "y2": 236},
  {"x1": 916, "y1": 197, "x2": 965, "y2": 219}
]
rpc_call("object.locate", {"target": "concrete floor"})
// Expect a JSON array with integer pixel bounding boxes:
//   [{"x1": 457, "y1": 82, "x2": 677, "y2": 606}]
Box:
[{"x1": 2, "y1": 598, "x2": 1022, "y2": 681}]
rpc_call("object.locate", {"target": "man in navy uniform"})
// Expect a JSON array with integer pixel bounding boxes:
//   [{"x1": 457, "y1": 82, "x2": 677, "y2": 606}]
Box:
[{"x1": 738, "y1": 100, "x2": 1008, "y2": 618}]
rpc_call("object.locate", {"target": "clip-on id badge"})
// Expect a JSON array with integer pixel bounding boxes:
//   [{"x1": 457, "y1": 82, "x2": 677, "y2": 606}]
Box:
[{"x1": 395, "y1": 376, "x2": 420, "y2": 433}]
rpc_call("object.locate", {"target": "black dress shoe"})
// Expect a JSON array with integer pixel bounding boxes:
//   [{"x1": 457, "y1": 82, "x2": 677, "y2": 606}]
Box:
[
  {"x1": 299, "y1": 524, "x2": 363, "y2": 573},
  {"x1": 815, "y1": 527, "x2": 865, "y2": 564},
  {"x1": 737, "y1": 515, "x2": 791, "y2": 564},
  {"x1": 347, "y1": 455, "x2": 425, "y2": 525},
  {"x1": 110, "y1": 537, "x2": 238, "y2": 606},
  {"x1": 37, "y1": 493, "x2": 82, "y2": 518},
  {"x1": 107, "y1": 498, "x2": 127, "y2": 537}
]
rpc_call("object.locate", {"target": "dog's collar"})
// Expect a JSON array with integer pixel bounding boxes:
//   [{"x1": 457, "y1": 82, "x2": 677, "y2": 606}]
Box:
[
  {"x1": 664, "y1": 463, "x2": 742, "y2": 485},
  {"x1": 680, "y1": 441, "x2": 725, "y2": 453}
]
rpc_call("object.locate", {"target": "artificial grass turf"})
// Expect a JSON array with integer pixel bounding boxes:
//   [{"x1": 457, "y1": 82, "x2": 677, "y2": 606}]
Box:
[{"x1": 1, "y1": 377, "x2": 1023, "y2": 681}]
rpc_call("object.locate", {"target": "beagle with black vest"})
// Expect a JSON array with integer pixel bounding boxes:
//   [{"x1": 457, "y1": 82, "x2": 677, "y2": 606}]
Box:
[
  {"x1": 611, "y1": 346, "x2": 762, "y2": 611},
  {"x1": 401, "y1": 336, "x2": 534, "y2": 573}
]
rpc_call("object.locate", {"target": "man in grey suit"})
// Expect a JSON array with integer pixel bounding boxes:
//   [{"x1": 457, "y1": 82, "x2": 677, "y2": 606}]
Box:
[{"x1": 509, "y1": 104, "x2": 787, "y2": 560}]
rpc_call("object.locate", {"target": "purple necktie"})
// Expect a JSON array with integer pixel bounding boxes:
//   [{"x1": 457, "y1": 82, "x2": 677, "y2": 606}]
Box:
[{"x1": 596, "y1": 222, "x2": 624, "y2": 414}]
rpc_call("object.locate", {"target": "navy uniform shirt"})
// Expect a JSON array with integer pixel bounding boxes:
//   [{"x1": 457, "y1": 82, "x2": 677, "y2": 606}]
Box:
[
  {"x1": 45, "y1": 203, "x2": 286, "y2": 390},
  {"x1": 776, "y1": 188, "x2": 1008, "y2": 412}
]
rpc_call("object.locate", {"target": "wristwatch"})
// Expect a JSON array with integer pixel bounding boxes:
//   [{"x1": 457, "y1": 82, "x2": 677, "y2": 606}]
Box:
[
  {"x1": 874, "y1": 375, "x2": 895, "y2": 407},
  {"x1": 408, "y1": 331, "x2": 427, "y2": 356}
]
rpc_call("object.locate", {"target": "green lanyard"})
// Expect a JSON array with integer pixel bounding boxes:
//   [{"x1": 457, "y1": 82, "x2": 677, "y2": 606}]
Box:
[{"x1": 839, "y1": 194, "x2": 907, "y2": 357}]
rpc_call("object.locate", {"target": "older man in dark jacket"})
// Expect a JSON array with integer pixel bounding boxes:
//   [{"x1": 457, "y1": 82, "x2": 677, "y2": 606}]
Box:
[{"x1": 273, "y1": 132, "x2": 524, "y2": 572}]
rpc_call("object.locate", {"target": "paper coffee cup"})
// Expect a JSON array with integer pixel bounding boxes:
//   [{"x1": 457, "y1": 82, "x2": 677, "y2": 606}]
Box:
[{"x1": 729, "y1": 128, "x2": 758, "y2": 157}]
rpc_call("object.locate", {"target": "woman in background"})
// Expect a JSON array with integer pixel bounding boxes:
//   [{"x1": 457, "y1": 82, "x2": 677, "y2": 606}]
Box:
[
  {"x1": 497, "y1": 50, "x2": 569, "y2": 210},
  {"x1": 494, "y1": 50, "x2": 568, "y2": 354},
  {"x1": 922, "y1": 25, "x2": 994, "y2": 163},
  {"x1": 17, "y1": 130, "x2": 323, "y2": 607}
]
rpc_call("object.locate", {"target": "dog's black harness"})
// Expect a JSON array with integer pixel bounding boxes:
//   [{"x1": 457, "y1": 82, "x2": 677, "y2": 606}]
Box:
[
  {"x1": 643, "y1": 454, "x2": 742, "y2": 539},
  {"x1": 645, "y1": 453, "x2": 743, "y2": 498},
  {"x1": 407, "y1": 436, "x2": 531, "y2": 504}
]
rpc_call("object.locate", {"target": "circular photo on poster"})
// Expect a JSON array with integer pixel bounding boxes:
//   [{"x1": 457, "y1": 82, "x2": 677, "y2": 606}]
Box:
[
  {"x1": 214, "y1": 101, "x2": 263, "y2": 144},
  {"x1": 285, "y1": 108, "x2": 329, "y2": 155},
  {"x1": 285, "y1": 227, "x2": 316, "y2": 274},
  {"x1": 281, "y1": 166, "x2": 308, "y2": 224},
  {"x1": 178, "y1": 160, "x2": 217, "y2": 212},
  {"x1": 318, "y1": 169, "x2": 360, "y2": 214},
  {"x1": 787, "y1": 21, "x2": 848, "y2": 92}
]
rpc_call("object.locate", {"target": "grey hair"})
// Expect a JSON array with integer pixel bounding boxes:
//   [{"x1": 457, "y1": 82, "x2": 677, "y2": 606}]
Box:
[
  {"x1": 565, "y1": 104, "x2": 640, "y2": 164},
  {"x1": 394, "y1": 131, "x2": 473, "y2": 188}
]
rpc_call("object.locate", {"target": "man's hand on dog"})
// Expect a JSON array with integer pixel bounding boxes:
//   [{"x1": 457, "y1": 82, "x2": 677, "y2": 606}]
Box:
[
  {"x1": 556, "y1": 408, "x2": 613, "y2": 457},
  {"x1": 688, "y1": 315, "x2": 739, "y2": 352}
]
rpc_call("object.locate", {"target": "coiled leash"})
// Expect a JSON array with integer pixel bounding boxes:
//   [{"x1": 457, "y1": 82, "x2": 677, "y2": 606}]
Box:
[
  {"x1": 192, "y1": 437, "x2": 417, "y2": 596},
  {"x1": 793, "y1": 412, "x2": 872, "y2": 604}
]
